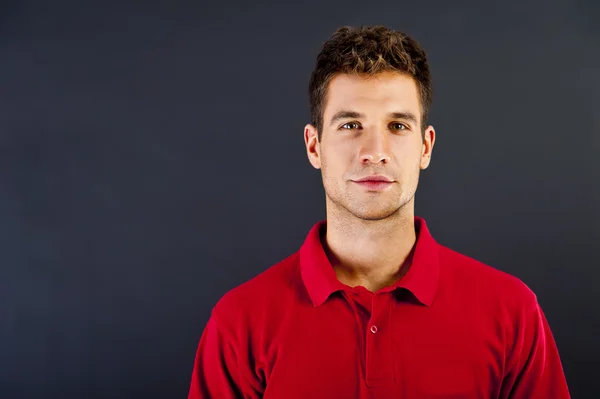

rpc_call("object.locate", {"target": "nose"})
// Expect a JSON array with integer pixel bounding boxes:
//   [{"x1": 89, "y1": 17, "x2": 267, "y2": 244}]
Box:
[{"x1": 359, "y1": 129, "x2": 392, "y2": 164}]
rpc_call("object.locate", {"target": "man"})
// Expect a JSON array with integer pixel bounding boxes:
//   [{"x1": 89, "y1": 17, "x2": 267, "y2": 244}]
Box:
[{"x1": 188, "y1": 25, "x2": 570, "y2": 398}]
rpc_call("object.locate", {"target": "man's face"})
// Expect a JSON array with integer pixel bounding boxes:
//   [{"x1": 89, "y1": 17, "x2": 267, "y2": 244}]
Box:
[{"x1": 304, "y1": 71, "x2": 435, "y2": 221}]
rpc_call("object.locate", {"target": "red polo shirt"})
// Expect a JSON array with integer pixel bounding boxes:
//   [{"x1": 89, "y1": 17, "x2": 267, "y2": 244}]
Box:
[{"x1": 188, "y1": 217, "x2": 570, "y2": 398}]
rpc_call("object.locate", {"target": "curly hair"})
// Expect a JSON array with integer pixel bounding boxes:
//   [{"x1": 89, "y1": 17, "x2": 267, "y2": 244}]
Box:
[{"x1": 308, "y1": 25, "x2": 433, "y2": 141}]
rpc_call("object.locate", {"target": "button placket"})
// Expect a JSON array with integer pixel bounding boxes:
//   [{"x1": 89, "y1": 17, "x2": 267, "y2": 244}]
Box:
[{"x1": 365, "y1": 293, "x2": 395, "y2": 383}]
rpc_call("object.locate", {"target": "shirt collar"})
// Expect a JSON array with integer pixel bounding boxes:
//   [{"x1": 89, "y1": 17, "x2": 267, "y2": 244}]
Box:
[{"x1": 299, "y1": 216, "x2": 440, "y2": 307}]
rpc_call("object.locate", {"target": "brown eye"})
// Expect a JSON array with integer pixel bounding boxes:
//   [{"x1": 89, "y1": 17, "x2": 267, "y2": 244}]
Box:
[
  {"x1": 390, "y1": 122, "x2": 407, "y2": 131},
  {"x1": 341, "y1": 122, "x2": 360, "y2": 130}
]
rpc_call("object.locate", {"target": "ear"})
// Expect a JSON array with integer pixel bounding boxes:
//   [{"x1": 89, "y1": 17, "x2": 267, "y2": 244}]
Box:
[
  {"x1": 420, "y1": 125, "x2": 435, "y2": 170},
  {"x1": 304, "y1": 124, "x2": 321, "y2": 169}
]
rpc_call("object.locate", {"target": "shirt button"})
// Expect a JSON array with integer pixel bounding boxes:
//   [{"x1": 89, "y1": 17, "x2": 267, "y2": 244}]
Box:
[{"x1": 370, "y1": 325, "x2": 378, "y2": 333}]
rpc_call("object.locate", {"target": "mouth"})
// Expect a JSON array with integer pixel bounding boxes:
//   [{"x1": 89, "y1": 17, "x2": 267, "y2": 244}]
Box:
[{"x1": 352, "y1": 180, "x2": 394, "y2": 191}]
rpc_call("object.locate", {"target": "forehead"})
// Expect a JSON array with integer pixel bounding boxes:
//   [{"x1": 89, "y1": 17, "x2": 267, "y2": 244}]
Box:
[{"x1": 323, "y1": 71, "x2": 421, "y2": 120}]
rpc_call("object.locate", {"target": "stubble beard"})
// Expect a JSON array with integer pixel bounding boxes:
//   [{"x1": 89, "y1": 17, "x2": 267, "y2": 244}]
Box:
[{"x1": 324, "y1": 178, "x2": 418, "y2": 222}]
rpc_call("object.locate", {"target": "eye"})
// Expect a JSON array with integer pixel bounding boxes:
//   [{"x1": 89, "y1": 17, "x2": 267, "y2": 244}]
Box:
[
  {"x1": 340, "y1": 122, "x2": 361, "y2": 130},
  {"x1": 390, "y1": 122, "x2": 408, "y2": 131}
]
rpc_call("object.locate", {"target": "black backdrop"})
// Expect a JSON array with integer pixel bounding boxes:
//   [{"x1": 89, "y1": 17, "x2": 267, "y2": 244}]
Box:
[{"x1": 1, "y1": 0, "x2": 599, "y2": 398}]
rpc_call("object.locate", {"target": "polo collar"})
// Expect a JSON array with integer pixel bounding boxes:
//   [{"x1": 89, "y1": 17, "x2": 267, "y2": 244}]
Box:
[{"x1": 299, "y1": 216, "x2": 440, "y2": 307}]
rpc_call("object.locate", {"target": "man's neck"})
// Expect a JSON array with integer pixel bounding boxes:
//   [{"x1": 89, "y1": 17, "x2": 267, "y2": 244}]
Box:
[{"x1": 321, "y1": 212, "x2": 417, "y2": 293}]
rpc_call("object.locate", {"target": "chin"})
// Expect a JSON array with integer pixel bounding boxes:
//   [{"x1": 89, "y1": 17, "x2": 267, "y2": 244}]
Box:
[
  {"x1": 349, "y1": 206, "x2": 402, "y2": 221},
  {"x1": 325, "y1": 190, "x2": 408, "y2": 220}
]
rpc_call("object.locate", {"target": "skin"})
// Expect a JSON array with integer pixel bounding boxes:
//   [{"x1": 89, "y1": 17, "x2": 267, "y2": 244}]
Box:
[{"x1": 304, "y1": 71, "x2": 436, "y2": 293}]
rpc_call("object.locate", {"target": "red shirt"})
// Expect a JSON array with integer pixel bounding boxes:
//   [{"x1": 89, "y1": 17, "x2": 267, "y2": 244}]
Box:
[{"x1": 188, "y1": 217, "x2": 570, "y2": 398}]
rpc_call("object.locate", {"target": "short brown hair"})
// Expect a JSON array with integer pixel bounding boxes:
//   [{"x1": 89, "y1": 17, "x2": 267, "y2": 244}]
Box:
[{"x1": 308, "y1": 25, "x2": 433, "y2": 141}]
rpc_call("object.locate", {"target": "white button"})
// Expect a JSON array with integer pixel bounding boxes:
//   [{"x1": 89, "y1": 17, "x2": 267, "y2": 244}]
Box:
[{"x1": 370, "y1": 325, "x2": 378, "y2": 333}]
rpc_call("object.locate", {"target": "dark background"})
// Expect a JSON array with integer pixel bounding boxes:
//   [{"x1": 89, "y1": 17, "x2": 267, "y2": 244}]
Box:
[{"x1": 1, "y1": 0, "x2": 598, "y2": 398}]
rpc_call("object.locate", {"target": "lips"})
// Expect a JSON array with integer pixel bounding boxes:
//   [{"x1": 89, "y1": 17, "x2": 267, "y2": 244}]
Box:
[
  {"x1": 352, "y1": 177, "x2": 394, "y2": 191},
  {"x1": 354, "y1": 175, "x2": 393, "y2": 183}
]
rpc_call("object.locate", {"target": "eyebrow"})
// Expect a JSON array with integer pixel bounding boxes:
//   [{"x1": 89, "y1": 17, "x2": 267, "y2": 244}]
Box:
[{"x1": 328, "y1": 110, "x2": 418, "y2": 127}]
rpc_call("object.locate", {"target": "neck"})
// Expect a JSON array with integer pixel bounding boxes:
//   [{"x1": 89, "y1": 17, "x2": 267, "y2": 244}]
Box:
[{"x1": 322, "y1": 202, "x2": 417, "y2": 292}]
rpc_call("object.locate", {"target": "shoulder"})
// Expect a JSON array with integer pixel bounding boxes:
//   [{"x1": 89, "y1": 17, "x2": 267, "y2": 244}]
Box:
[
  {"x1": 211, "y1": 251, "x2": 303, "y2": 328},
  {"x1": 437, "y1": 244, "x2": 538, "y2": 310}
]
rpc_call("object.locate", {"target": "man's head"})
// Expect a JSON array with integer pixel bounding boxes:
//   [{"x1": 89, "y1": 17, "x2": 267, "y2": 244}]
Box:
[
  {"x1": 304, "y1": 25, "x2": 436, "y2": 221},
  {"x1": 308, "y1": 25, "x2": 433, "y2": 142}
]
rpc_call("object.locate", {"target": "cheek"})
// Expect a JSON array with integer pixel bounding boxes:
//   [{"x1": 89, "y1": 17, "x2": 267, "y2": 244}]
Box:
[
  {"x1": 397, "y1": 141, "x2": 423, "y2": 165},
  {"x1": 322, "y1": 146, "x2": 352, "y2": 173}
]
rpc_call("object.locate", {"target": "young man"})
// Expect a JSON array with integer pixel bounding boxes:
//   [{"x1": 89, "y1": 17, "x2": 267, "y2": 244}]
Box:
[{"x1": 188, "y1": 25, "x2": 570, "y2": 398}]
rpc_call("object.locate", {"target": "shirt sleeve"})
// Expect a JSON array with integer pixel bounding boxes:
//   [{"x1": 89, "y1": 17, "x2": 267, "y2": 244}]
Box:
[
  {"x1": 187, "y1": 310, "x2": 263, "y2": 399},
  {"x1": 500, "y1": 300, "x2": 571, "y2": 398}
]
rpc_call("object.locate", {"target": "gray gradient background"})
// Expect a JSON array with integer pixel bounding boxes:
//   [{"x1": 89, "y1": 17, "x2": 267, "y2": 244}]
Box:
[{"x1": 1, "y1": 0, "x2": 598, "y2": 398}]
